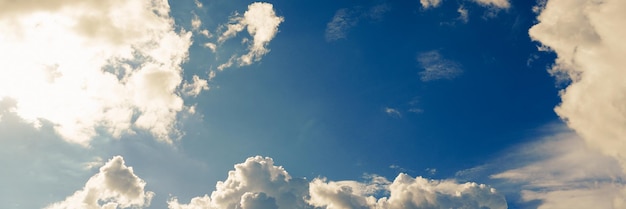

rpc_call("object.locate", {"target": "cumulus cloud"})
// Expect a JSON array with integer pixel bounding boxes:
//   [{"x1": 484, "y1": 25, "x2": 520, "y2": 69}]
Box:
[
  {"x1": 216, "y1": 2, "x2": 284, "y2": 70},
  {"x1": 170, "y1": 156, "x2": 506, "y2": 209},
  {"x1": 168, "y1": 156, "x2": 310, "y2": 209},
  {"x1": 505, "y1": 0, "x2": 626, "y2": 207},
  {"x1": 530, "y1": 0, "x2": 626, "y2": 172},
  {"x1": 420, "y1": 0, "x2": 442, "y2": 9},
  {"x1": 46, "y1": 156, "x2": 154, "y2": 209},
  {"x1": 0, "y1": 0, "x2": 204, "y2": 145},
  {"x1": 457, "y1": 6, "x2": 469, "y2": 23},
  {"x1": 325, "y1": 4, "x2": 390, "y2": 42},
  {"x1": 417, "y1": 51, "x2": 463, "y2": 81}
]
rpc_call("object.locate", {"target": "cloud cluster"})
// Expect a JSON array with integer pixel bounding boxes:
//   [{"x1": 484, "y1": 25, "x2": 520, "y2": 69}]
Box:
[
  {"x1": 46, "y1": 156, "x2": 154, "y2": 209},
  {"x1": 325, "y1": 4, "x2": 390, "y2": 42},
  {"x1": 169, "y1": 156, "x2": 506, "y2": 209},
  {"x1": 417, "y1": 51, "x2": 463, "y2": 81},
  {"x1": 0, "y1": 0, "x2": 198, "y2": 145},
  {"x1": 217, "y1": 3, "x2": 284, "y2": 70}
]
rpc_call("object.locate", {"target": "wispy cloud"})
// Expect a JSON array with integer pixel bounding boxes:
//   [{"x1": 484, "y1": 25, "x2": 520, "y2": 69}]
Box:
[
  {"x1": 471, "y1": 0, "x2": 511, "y2": 9},
  {"x1": 325, "y1": 4, "x2": 390, "y2": 42},
  {"x1": 417, "y1": 51, "x2": 463, "y2": 81}
]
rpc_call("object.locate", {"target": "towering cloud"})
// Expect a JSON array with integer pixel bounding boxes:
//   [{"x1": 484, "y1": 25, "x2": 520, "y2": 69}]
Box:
[
  {"x1": 491, "y1": 0, "x2": 626, "y2": 207},
  {"x1": 46, "y1": 156, "x2": 154, "y2": 209},
  {"x1": 0, "y1": 0, "x2": 196, "y2": 145}
]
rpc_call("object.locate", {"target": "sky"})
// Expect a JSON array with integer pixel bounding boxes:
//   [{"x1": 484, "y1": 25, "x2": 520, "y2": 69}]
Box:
[{"x1": 0, "y1": 0, "x2": 625, "y2": 208}]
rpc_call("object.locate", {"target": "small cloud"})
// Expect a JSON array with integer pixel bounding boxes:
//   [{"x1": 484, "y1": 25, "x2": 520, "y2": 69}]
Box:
[
  {"x1": 425, "y1": 168, "x2": 437, "y2": 175},
  {"x1": 194, "y1": 0, "x2": 203, "y2": 8},
  {"x1": 217, "y1": 2, "x2": 284, "y2": 69},
  {"x1": 420, "y1": 0, "x2": 442, "y2": 9},
  {"x1": 83, "y1": 157, "x2": 103, "y2": 170},
  {"x1": 417, "y1": 50, "x2": 463, "y2": 81},
  {"x1": 471, "y1": 0, "x2": 511, "y2": 9},
  {"x1": 385, "y1": 107, "x2": 402, "y2": 118},
  {"x1": 191, "y1": 13, "x2": 202, "y2": 31},
  {"x1": 457, "y1": 6, "x2": 469, "y2": 23},
  {"x1": 182, "y1": 75, "x2": 209, "y2": 97},
  {"x1": 203, "y1": 42, "x2": 217, "y2": 53},
  {"x1": 325, "y1": 4, "x2": 390, "y2": 42}
]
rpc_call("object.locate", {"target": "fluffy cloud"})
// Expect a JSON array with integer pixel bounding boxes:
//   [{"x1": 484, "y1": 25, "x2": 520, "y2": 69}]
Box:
[
  {"x1": 217, "y1": 3, "x2": 284, "y2": 70},
  {"x1": 0, "y1": 0, "x2": 200, "y2": 145},
  {"x1": 530, "y1": 0, "x2": 626, "y2": 173},
  {"x1": 325, "y1": 4, "x2": 390, "y2": 42},
  {"x1": 417, "y1": 51, "x2": 463, "y2": 81},
  {"x1": 170, "y1": 156, "x2": 506, "y2": 209},
  {"x1": 168, "y1": 156, "x2": 310, "y2": 209},
  {"x1": 46, "y1": 156, "x2": 154, "y2": 209}
]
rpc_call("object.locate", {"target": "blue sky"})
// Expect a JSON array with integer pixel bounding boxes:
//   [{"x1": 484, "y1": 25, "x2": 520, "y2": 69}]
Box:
[{"x1": 1, "y1": 0, "x2": 625, "y2": 208}]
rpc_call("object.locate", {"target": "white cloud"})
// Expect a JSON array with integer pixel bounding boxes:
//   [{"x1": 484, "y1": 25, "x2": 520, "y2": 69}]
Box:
[
  {"x1": 384, "y1": 107, "x2": 402, "y2": 118},
  {"x1": 217, "y1": 2, "x2": 284, "y2": 69},
  {"x1": 46, "y1": 156, "x2": 154, "y2": 209},
  {"x1": 0, "y1": 0, "x2": 199, "y2": 145},
  {"x1": 325, "y1": 4, "x2": 390, "y2": 42},
  {"x1": 191, "y1": 13, "x2": 202, "y2": 31},
  {"x1": 182, "y1": 75, "x2": 210, "y2": 97},
  {"x1": 168, "y1": 156, "x2": 310, "y2": 209},
  {"x1": 417, "y1": 51, "x2": 463, "y2": 81},
  {"x1": 530, "y1": 0, "x2": 626, "y2": 172},
  {"x1": 471, "y1": 0, "x2": 510, "y2": 9},
  {"x1": 420, "y1": 0, "x2": 442, "y2": 9},
  {"x1": 170, "y1": 156, "x2": 506, "y2": 209}
]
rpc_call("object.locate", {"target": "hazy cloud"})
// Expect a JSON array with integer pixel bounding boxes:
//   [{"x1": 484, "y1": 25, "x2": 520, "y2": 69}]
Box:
[
  {"x1": 46, "y1": 156, "x2": 154, "y2": 209},
  {"x1": 417, "y1": 51, "x2": 463, "y2": 81},
  {"x1": 325, "y1": 4, "x2": 390, "y2": 42}
]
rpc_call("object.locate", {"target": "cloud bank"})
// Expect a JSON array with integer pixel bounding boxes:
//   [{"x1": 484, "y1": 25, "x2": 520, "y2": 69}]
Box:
[
  {"x1": 169, "y1": 156, "x2": 506, "y2": 209},
  {"x1": 46, "y1": 156, "x2": 154, "y2": 209},
  {"x1": 487, "y1": 0, "x2": 626, "y2": 207},
  {"x1": 0, "y1": 0, "x2": 197, "y2": 145}
]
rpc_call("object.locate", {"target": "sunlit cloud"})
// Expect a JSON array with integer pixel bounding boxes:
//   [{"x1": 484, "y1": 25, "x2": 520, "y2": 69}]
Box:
[
  {"x1": 46, "y1": 156, "x2": 154, "y2": 209},
  {"x1": 0, "y1": 0, "x2": 198, "y2": 145}
]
